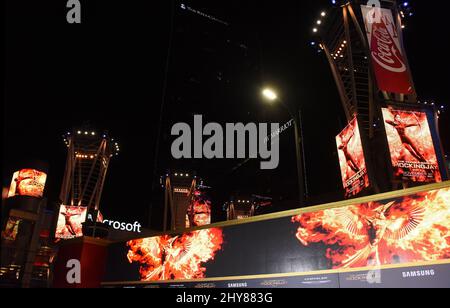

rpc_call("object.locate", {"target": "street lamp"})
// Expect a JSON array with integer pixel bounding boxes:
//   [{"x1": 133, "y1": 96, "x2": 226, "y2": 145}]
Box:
[
  {"x1": 261, "y1": 88, "x2": 307, "y2": 205},
  {"x1": 262, "y1": 88, "x2": 278, "y2": 102}
]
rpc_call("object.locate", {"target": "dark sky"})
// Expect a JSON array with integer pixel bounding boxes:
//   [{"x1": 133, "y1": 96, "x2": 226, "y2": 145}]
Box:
[{"x1": 4, "y1": 0, "x2": 449, "y2": 229}]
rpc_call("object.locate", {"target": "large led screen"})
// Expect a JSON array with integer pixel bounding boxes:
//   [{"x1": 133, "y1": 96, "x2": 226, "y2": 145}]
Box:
[
  {"x1": 55, "y1": 205, "x2": 103, "y2": 240},
  {"x1": 104, "y1": 184, "x2": 450, "y2": 288},
  {"x1": 185, "y1": 189, "x2": 212, "y2": 228},
  {"x1": 8, "y1": 169, "x2": 47, "y2": 198}
]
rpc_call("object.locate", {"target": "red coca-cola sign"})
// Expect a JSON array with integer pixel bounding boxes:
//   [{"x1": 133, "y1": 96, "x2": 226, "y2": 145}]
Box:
[{"x1": 361, "y1": 6, "x2": 414, "y2": 94}]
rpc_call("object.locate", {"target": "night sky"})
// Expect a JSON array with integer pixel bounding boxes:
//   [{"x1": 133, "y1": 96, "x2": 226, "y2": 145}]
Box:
[{"x1": 4, "y1": 0, "x2": 449, "y2": 229}]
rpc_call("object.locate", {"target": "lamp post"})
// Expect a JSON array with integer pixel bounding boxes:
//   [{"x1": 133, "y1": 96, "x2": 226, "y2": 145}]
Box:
[{"x1": 262, "y1": 88, "x2": 307, "y2": 205}]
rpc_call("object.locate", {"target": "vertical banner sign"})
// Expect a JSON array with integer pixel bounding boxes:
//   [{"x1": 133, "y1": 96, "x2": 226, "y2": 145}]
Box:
[
  {"x1": 382, "y1": 108, "x2": 442, "y2": 183},
  {"x1": 361, "y1": 5, "x2": 413, "y2": 94},
  {"x1": 186, "y1": 189, "x2": 212, "y2": 228},
  {"x1": 336, "y1": 118, "x2": 370, "y2": 197}
]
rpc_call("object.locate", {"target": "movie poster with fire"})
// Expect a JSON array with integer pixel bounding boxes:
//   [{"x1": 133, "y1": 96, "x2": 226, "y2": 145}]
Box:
[
  {"x1": 55, "y1": 205, "x2": 103, "y2": 240},
  {"x1": 105, "y1": 185, "x2": 450, "y2": 287},
  {"x1": 361, "y1": 6, "x2": 413, "y2": 94},
  {"x1": 8, "y1": 169, "x2": 47, "y2": 198},
  {"x1": 127, "y1": 229, "x2": 224, "y2": 281},
  {"x1": 186, "y1": 189, "x2": 212, "y2": 228},
  {"x1": 1, "y1": 217, "x2": 21, "y2": 241},
  {"x1": 292, "y1": 187, "x2": 450, "y2": 269},
  {"x1": 382, "y1": 108, "x2": 441, "y2": 183},
  {"x1": 336, "y1": 118, "x2": 370, "y2": 197}
]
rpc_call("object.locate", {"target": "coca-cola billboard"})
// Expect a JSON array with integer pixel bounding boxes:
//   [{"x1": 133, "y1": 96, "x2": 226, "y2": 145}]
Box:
[{"x1": 361, "y1": 5, "x2": 414, "y2": 94}]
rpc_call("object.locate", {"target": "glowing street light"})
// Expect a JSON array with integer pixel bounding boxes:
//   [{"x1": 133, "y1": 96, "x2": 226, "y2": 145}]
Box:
[
  {"x1": 262, "y1": 88, "x2": 278, "y2": 102},
  {"x1": 260, "y1": 88, "x2": 306, "y2": 204}
]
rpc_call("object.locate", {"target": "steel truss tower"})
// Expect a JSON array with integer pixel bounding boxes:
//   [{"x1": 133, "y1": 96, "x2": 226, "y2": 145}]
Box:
[
  {"x1": 60, "y1": 129, "x2": 119, "y2": 212},
  {"x1": 314, "y1": 0, "x2": 416, "y2": 138},
  {"x1": 163, "y1": 172, "x2": 197, "y2": 232}
]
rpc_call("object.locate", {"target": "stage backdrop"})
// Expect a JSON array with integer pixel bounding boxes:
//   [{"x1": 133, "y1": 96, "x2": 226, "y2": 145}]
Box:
[{"x1": 103, "y1": 182, "x2": 450, "y2": 288}]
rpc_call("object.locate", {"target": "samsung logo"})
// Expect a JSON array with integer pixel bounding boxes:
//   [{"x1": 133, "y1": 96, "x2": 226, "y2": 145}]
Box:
[
  {"x1": 402, "y1": 269, "x2": 435, "y2": 278},
  {"x1": 227, "y1": 282, "x2": 248, "y2": 288}
]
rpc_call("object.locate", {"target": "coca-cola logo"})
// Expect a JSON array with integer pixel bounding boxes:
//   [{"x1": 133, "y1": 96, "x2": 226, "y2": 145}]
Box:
[{"x1": 371, "y1": 21, "x2": 407, "y2": 73}]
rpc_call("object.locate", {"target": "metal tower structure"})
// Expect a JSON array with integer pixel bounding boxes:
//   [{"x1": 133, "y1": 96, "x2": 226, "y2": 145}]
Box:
[
  {"x1": 307, "y1": 0, "x2": 449, "y2": 194},
  {"x1": 162, "y1": 172, "x2": 197, "y2": 232},
  {"x1": 226, "y1": 199, "x2": 255, "y2": 221},
  {"x1": 60, "y1": 129, "x2": 119, "y2": 212},
  {"x1": 311, "y1": 0, "x2": 416, "y2": 138}
]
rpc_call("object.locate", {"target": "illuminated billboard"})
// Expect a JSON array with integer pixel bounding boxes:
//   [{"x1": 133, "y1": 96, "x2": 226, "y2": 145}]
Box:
[
  {"x1": 55, "y1": 205, "x2": 103, "y2": 240},
  {"x1": 382, "y1": 108, "x2": 441, "y2": 183},
  {"x1": 336, "y1": 118, "x2": 370, "y2": 197},
  {"x1": 127, "y1": 229, "x2": 223, "y2": 281},
  {"x1": 8, "y1": 169, "x2": 47, "y2": 198},
  {"x1": 361, "y1": 6, "x2": 414, "y2": 94},
  {"x1": 105, "y1": 184, "x2": 450, "y2": 287},
  {"x1": 1, "y1": 217, "x2": 21, "y2": 241},
  {"x1": 186, "y1": 189, "x2": 212, "y2": 228}
]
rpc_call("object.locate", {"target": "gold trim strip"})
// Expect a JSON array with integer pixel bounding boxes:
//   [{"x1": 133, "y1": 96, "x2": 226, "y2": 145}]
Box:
[{"x1": 101, "y1": 259, "x2": 450, "y2": 286}]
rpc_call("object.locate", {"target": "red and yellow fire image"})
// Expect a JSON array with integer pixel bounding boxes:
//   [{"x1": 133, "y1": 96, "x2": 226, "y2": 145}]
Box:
[
  {"x1": 382, "y1": 108, "x2": 441, "y2": 183},
  {"x1": 186, "y1": 189, "x2": 212, "y2": 228},
  {"x1": 8, "y1": 169, "x2": 47, "y2": 198},
  {"x1": 127, "y1": 228, "x2": 223, "y2": 281},
  {"x1": 55, "y1": 205, "x2": 103, "y2": 239},
  {"x1": 1, "y1": 217, "x2": 21, "y2": 241},
  {"x1": 292, "y1": 187, "x2": 450, "y2": 269},
  {"x1": 336, "y1": 118, "x2": 369, "y2": 197}
]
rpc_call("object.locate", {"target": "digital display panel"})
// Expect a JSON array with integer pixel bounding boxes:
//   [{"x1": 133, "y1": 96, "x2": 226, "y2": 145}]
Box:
[
  {"x1": 105, "y1": 185, "x2": 450, "y2": 286},
  {"x1": 55, "y1": 205, "x2": 103, "y2": 240},
  {"x1": 382, "y1": 108, "x2": 441, "y2": 183},
  {"x1": 8, "y1": 169, "x2": 47, "y2": 198},
  {"x1": 336, "y1": 118, "x2": 370, "y2": 197}
]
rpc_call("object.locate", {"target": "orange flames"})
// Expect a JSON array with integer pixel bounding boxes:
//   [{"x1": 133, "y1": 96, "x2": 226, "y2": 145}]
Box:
[
  {"x1": 292, "y1": 188, "x2": 450, "y2": 268},
  {"x1": 8, "y1": 169, "x2": 47, "y2": 198},
  {"x1": 1, "y1": 217, "x2": 20, "y2": 241},
  {"x1": 127, "y1": 228, "x2": 223, "y2": 281}
]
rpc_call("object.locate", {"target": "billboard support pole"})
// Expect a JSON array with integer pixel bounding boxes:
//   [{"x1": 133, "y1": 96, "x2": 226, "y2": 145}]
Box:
[{"x1": 293, "y1": 111, "x2": 306, "y2": 205}]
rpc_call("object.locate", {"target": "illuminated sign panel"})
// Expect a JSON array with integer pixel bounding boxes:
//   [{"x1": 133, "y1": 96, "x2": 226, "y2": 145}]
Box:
[
  {"x1": 55, "y1": 206, "x2": 103, "y2": 240},
  {"x1": 361, "y1": 6, "x2": 414, "y2": 94},
  {"x1": 55, "y1": 206, "x2": 88, "y2": 239},
  {"x1": 8, "y1": 169, "x2": 47, "y2": 198},
  {"x1": 336, "y1": 118, "x2": 370, "y2": 197},
  {"x1": 382, "y1": 108, "x2": 441, "y2": 183},
  {"x1": 1, "y1": 217, "x2": 21, "y2": 241},
  {"x1": 105, "y1": 185, "x2": 450, "y2": 287},
  {"x1": 186, "y1": 189, "x2": 212, "y2": 228}
]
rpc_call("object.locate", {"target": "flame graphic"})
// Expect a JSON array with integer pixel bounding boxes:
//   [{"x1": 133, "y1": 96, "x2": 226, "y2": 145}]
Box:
[
  {"x1": 8, "y1": 169, "x2": 47, "y2": 198},
  {"x1": 186, "y1": 189, "x2": 212, "y2": 228},
  {"x1": 292, "y1": 188, "x2": 450, "y2": 268},
  {"x1": 127, "y1": 228, "x2": 223, "y2": 281}
]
